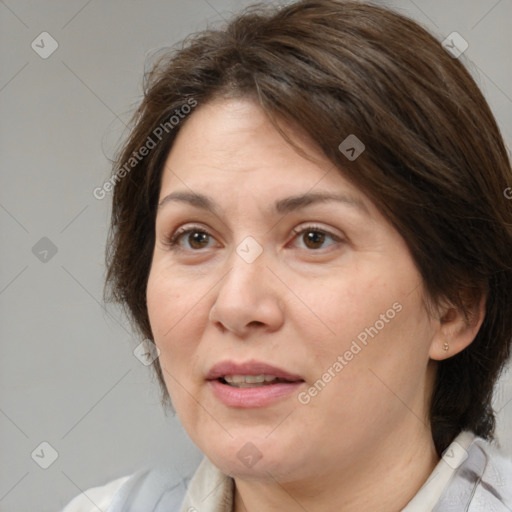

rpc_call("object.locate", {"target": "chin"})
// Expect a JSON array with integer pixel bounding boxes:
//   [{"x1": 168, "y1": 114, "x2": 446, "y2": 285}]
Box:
[{"x1": 203, "y1": 437, "x2": 307, "y2": 482}]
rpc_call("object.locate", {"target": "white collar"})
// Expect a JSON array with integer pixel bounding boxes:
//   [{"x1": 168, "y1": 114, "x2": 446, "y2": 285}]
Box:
[
  {"x1": 178, "y1": 431, "x2": 478, "y2": 512},
  {"x1": 179, "y1": 456, "x2": 234, "y2": 512},
  {"x1": 402, "y1": 430, "x2": 477, "y2": 511}
]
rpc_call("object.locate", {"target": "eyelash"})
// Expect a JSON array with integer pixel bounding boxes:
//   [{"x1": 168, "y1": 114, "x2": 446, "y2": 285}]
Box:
[{"x1": 163, "y1": 224, "x2": 343, "y2": 252}]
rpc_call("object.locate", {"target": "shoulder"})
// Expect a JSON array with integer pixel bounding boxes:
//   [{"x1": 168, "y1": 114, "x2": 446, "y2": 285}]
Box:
[
  {"x1": 443, "y1": 434, "x2": 512, "y2": 511},
  {"x1": 473, "y1": 437, "x2": 512, "y2": 495},
  {"x1": 61, "y1": 466, "x2": 190, "y2": 512},
  {"x1": 61, "y1": 474, "x2": 131, "y2": 512}
]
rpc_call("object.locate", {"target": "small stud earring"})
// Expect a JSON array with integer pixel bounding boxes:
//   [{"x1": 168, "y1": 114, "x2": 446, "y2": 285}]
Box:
[{"x1": 443, "y1": 342, "x2": 450, "y2": 352}]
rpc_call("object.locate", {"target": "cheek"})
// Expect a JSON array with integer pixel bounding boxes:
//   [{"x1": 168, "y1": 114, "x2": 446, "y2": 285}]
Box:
[
  {"x1": 147, "y1": 264, "x2": 195, "y2": 339},
  {"x1": 302, "y1": 297, "x2": 432, "y2": 439},
  {"x1": 147, "y1": 270, "x2": 206, "y2": 417},
  {"x1": 310, "y1": 262, "x2": 431, "y2": 373},
  {"x1": 308, "y1": 272, "x2": 393, "y2": 345},
  {"x1": 324, "y1": 291, "x2": 433, "y2": 413},
  {"x1": 146, "y1": 267, "x2": 203, "y2": 376}
]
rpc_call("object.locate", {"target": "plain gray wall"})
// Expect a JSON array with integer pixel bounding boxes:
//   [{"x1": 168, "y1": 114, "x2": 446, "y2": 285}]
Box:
[{"x1": 1, "y1": 1, "x2": 511, "y2": 511}]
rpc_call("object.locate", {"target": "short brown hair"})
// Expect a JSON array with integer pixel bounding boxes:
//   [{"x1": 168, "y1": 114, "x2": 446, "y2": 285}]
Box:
[{"x1": 104, "y1": 0, "x2": 512, "y2": 456}]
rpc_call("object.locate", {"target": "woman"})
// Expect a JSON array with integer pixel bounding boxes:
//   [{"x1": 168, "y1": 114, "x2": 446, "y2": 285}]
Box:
[{"x1": 63, "y1": 0, "x2": 512, "y2": 510}]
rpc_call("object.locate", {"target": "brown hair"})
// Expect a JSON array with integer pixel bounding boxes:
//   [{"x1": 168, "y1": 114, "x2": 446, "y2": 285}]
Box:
[{"x1": 104, "y1": 0, "x2": 512, "y2": 456}]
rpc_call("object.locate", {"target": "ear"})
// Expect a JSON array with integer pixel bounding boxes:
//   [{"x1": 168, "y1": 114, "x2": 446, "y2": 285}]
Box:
[{"x1": 429, "y1": 292, "x2": 486, "y2": 361}]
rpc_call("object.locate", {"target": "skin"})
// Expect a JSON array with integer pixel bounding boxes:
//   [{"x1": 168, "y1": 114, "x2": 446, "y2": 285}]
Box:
[{"x1": 146, "y1": 97, "x2": 485, "y2": 512}]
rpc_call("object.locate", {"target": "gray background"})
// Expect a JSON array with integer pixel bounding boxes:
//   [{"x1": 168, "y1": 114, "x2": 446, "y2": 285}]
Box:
[{"x1": 1, "y1": 1, "x2": 511, "y2": 511}]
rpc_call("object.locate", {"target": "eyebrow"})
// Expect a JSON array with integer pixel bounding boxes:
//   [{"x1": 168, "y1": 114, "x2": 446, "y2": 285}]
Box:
[{"x1": 157, "y1": 190, "x2": 368, "y2": 216}]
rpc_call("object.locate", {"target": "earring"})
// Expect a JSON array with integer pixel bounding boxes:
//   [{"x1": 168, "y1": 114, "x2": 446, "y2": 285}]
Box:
[{"x1": 443, "y1": 342, "x2": 450, "y2": 352}]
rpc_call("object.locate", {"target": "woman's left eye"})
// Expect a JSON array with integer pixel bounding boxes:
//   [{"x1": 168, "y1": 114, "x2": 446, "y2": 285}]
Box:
[{"x1": 290, "y1": 225, "x2": 342, "y2": 250}]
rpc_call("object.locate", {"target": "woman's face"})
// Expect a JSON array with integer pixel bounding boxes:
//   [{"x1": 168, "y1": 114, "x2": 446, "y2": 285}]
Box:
[{"x1": 146, "y1": 97, "x2": 439, "y2": 482}]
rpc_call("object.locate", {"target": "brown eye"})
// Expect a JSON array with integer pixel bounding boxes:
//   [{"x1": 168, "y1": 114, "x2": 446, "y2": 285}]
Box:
[
  {"x1": 291, "y1": 225, "x2": 342, "y2": 250},
  {"x1": 166, "y1": 227, "x2": 216, "y2": 251},
  {"x1": 303, "y1": 230, "x2": 326, "y2": 249},
  {"x1": 187, "y1": 231, "x2": 210, "y2": 249}
]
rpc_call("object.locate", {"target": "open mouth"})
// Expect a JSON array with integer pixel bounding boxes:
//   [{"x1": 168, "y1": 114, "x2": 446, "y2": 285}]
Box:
[
  {"x1": 218, "y1": 374, "x2": 302, "y2": 388},
  {"x1": 207, "y1": 363, "x2": 305, "y2": 407}
]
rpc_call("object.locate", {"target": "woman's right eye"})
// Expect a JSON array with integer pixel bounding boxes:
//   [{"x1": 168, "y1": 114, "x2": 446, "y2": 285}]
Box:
[{"x1": 164, "y1": 226, "x2": 217, "y2": 251}]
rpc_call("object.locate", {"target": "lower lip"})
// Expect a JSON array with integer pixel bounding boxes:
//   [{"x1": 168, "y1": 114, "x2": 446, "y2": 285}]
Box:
[{"x1": 208, "y1": 379, "x2": 304, "y2": 408}]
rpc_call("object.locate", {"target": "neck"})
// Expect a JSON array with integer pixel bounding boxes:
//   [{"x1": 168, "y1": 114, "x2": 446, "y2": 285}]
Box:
[{"x1": 232, "y1": 424, "x2": 439, "y2": 512}]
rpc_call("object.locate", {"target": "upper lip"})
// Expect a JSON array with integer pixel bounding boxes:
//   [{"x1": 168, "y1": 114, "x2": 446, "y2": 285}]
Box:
[{"x1": 206, "y1": 360, "x2": 304, "y2": 382}]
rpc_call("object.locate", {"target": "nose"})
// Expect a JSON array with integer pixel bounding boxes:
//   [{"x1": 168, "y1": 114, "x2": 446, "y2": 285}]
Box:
[{"x1": 208, "y1": 246, "x2": 285, "y2": 337}]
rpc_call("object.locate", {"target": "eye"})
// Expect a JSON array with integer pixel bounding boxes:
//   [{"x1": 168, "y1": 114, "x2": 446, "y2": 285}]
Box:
[
  {"x1": 164, "y1": 225, "x2": 217, "y2": 251},
  {"x1": 291, "y1": 225, "x2": 343, "y2": 250}
]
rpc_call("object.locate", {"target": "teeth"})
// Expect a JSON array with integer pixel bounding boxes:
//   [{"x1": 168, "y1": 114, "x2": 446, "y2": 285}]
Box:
[{"x1": 224, "y1": 374, "x2": 278, "y2": 384}]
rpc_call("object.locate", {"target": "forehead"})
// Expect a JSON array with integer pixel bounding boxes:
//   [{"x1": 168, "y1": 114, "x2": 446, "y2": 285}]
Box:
[
  {"x1": 158, "y1": 98, "x2": 372, "y2": 213},
  {"x1": 163, "y1": 97, "x2": 319, "y2": 176}
]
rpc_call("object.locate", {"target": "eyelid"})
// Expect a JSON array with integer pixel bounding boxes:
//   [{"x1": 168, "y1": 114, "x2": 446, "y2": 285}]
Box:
[{"x1": 291, "y1": 223, "x2": 343, "y2": 240}]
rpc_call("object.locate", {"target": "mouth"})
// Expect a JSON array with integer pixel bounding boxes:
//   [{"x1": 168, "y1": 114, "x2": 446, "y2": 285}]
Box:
[
  {"x1": 206, "y1": 360, "x2": 304, "y2": 385},
  {"x1": 206, "y1": 360, "x2": 305, "y2": 407},
  {"x1": 218, "y1": 374, "x2": 303, "y2": 388}
]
